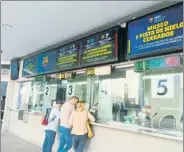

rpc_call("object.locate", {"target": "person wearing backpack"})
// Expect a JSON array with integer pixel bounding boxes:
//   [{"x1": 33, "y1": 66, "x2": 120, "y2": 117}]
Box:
[{"x1": 42, "y1": 100, "x2": 63, "y2": 152}]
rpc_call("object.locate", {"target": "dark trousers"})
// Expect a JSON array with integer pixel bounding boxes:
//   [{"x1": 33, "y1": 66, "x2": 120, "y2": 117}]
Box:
[
  {"x1": 73, "y1": 134, "x2": 88, "y2": 152},
  {"x1": 1, "y1": 112, "x2": 4, "y2": 120},
  {"x1": 42, "y1": 130, "x2": 56, "y2": 152}
]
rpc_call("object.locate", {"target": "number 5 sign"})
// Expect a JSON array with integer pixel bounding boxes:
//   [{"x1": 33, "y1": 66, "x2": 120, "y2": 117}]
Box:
[{"x1": 151, "y1": 76, "x2": 174, "y2": 98}]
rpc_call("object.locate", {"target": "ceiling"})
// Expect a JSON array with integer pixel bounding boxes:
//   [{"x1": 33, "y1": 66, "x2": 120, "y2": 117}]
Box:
[{"x1": 1, "y1": 1, "x2": 162, "y2": 61}]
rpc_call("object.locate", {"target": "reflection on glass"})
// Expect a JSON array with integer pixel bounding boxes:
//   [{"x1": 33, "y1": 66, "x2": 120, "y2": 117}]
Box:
[
  {"x1": 18, "y1": 82, "x2": 32, "y2": 110},
  {"x1": 66, "y1": 75, "x2": 87, "y2": 102},
  {"x1": 91, "y1": 67, "x2": 183, "y2": 136},
  {"x1": 143, "y1": 68, "x2": 183, "y2": 132},
  {"x1": 31, "y1": 82, "x2": 45, "y2": 111},
  {"x1": 18, "y1": 65, "x2": 183, "y2": 137}
]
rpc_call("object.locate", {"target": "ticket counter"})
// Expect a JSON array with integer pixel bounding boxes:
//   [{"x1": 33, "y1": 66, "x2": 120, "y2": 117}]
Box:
[
  {"x1": 3, "y1": 3, "x2": 183, "y2": 152},
  {"x1": 4, "y1": 54, "x2": 183, "y2": 152}
]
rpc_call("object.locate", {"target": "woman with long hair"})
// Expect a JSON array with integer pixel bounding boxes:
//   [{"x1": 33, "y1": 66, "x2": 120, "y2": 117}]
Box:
[{"x1": 69, "y1": 101, "x2": 95, "y2": 152}]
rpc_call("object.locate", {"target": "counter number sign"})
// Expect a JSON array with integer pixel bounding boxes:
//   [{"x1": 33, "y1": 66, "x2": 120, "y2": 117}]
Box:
[
  {"x1": 66, "y1": 83, "x2": 75, "y2": 97},
  {"x1": 86, "y1": 68, "x2": 95, "y2": 76},
  {"x1": 157, "y1": 79, "x2": 168, "y2": 96},
  {"x1": 44, "y1": 85, "x2": 50, "y2": 96},
  {"x1": 151, "y1": 77, "x2": 173, "y2": 98}
]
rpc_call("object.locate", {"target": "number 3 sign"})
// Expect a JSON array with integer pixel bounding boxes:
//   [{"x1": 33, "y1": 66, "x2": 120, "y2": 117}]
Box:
[
  {"x1": 151, "y1": 76, "x2": 174, "y2": 98},
  {"x1": 66, "y1": 83, "x2": 75, "y2": 97}
]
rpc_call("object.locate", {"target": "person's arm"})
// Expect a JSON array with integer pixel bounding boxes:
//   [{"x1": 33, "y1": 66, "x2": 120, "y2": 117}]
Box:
[
  {"x1": 87, "y1": 111, "x2": 95, "y2": 122},
  {"x1": 41, "y1": 108, "x2": 48, "y2": 123},
  {"x1": 69, "y1": 112, "x2": 74, "y2": 127}
]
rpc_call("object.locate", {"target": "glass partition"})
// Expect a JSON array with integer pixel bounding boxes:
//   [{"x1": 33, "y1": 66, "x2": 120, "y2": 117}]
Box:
[
  {"x1": 18, "y1": 81, "x2": 32, "y2": 110},
  {"x1": 31, "y1": 81, "x2": 45, "y2": 111},
  {"x1": 143, "y1": 68, "x2": 183, "y2": 132},
  {"x1": 28, "y1": 81, "x2": 58, "y2": 112},
  {"x1": 20, "y1": 74, "x2": 88, "y2": 112},
  {"x1": 66, "y1": 75, "x2": 87, "y2": 102},
  {"x1": 90, "y1": 68, "x2": 141, "y2": 123},
  {"x1": 89, "y1": 66, "x2": 183, "y2": 136},
  {"x1": 16, "y1": 62, "x2": 183, "y2": 137}
]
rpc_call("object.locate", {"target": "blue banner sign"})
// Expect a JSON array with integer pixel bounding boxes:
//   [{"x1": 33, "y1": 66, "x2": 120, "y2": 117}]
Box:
[
  {"x1": 22, "y1": 56, "x2": 37, "y2": 77},
  {"x1": 10, "y1": 60, "x2": 19, "y2": 80},
  {"x1": 37, "y1": 51, "x2": 56, "y2": 74},
  {"x1": 127, "y1": 4, "x2": 183, "y2": 59}
]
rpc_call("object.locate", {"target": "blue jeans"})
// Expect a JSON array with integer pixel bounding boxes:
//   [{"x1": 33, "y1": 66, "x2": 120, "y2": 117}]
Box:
[
  {"x1": 73, "y1": 134, "x2": 88, "y2": 152},
  {"x1": 57, "y1": 126, "x2": 72, "y2": 152},
  {"x1": 42, "y1": 130, "x2": 56, "y2": 152}
]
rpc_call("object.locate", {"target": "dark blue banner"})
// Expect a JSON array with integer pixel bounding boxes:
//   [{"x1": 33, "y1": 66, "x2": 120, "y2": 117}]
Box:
[
  {"x1": 127, "y1": 4, "x2": 183, "y2": 59},
  {"x1": 22, "y1": 56, "x2": 37, "y2": 77},
  {"x1": 37, "y1": 51, "x2": 56, "y2": 74},
  {"x1": 10, "y1": 60, "x2": 19, "y2": 80}
]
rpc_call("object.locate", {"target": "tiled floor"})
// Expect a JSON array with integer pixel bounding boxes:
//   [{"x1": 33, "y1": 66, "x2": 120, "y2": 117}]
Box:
[{"x1": 1, "y1": 132, "x2": 41, "y2": 152}]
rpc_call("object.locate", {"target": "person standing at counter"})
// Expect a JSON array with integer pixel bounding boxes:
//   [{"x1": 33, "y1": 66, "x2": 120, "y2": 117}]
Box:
[
  {"x1": 42, "y1": 100, "x2": 63, "y2": 152},
  {"x1": 69, "y1": 102, "x2": 95, "y2": 152},
  {"x1": 58, "y1": 96, "x2": 79, "y2": 152}
]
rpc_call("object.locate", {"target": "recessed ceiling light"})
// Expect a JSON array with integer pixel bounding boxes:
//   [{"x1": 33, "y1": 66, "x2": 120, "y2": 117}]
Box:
[
  {"x1": 2, "y1": 24, "x2": 13, "y2": 28},
  {"x1": 133, "y1": 17, "x2": 136, "y2": 20}
]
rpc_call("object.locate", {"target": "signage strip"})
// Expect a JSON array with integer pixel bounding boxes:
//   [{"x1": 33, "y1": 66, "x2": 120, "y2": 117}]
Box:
[
  {"x1": 134, "y1": 54, "x2": 182, "y2": 72},
  {"x1": 22, "y1": 27, "x2": 120, "y2": 77}
]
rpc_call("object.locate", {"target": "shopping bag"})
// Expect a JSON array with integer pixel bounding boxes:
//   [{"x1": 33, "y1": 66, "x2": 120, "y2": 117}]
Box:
[{"x1": 87, "y1": 121, "x2": 94, "y2": 139}]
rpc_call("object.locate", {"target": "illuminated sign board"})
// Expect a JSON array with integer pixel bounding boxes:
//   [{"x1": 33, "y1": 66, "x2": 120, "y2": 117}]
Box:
[
  {"x1": 37, "y1": 51, "x2": 56, "y2": 74},
  {"x1": 56, "y1": 72, "x2": 75, "y2": 80},
  {"x1": 22, "y1": 27, "x2": 121, "y2": 77},
  {"x1": 22, "y1": 56, "x2": 37, "y2": 77},
  {"x1": 127, "y1": 4, "x2": 183, "y2": 59},
  {"x1": 86, "y1": 68, "x2": 95, "y2": 76},
  {"x1": 80, "y1": 27, "x2": 118, "y2": 66},
  {"x1": 56, "y1": 42, "x2": 81, "y2": 71},
  {"x1": 86, "y1": 66, "x2": 111, "y2": 76},
  {"x1": 56, "y1": 73, "x2": 65, "y2": 80},
  {"x1": 134, "y1": 55, "x2": 182, "y2": 72},
  {"x1": 35, "y1": 76, "x2": 46, "y2": 82},
  {"x1": 95, "y1": 66, "x2": 111, "y2": 76}
]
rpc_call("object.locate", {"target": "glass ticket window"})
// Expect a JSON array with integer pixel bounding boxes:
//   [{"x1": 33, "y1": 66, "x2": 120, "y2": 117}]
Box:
[
  {"x1": 23, "y1": 74, "x2": 88, "y2": 113},
  {"x1": 66, "y1": 75, "x2": 88, "y2": 106},
  {"x1": 90, "y1": 68, "x2": 141, "y2": 123},
  {"x1": 30, "y1": 81, "x2": 45, "y2": 112},
  {"x1": 27, "y1": 80, "x2": 59, "y2": 112},
  {"x1": 54, "y1": 74, "x2": 88, "y2": 107},
  {"x1": 89, "y1": 61, "x2": 183, "y2": 136},
  {"x1": 56, "y1": 80, "x2": 67, "y2": 101},
  {"x1": 143, "y1": 67, "x2": 183, "y2": 132},
  {"x1": 18, "y1": 81, "x2": 32, "y2": 110}
]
